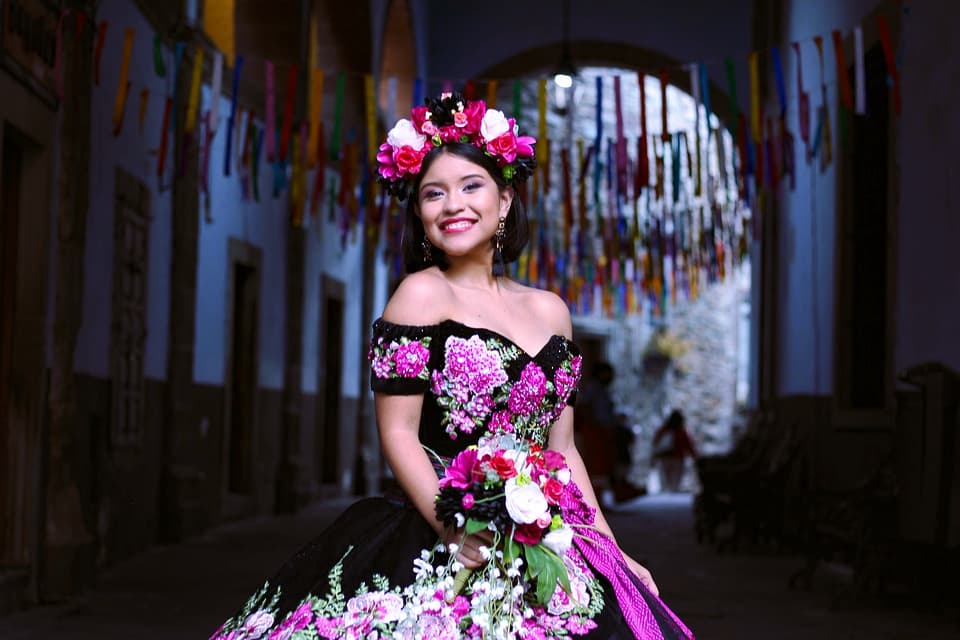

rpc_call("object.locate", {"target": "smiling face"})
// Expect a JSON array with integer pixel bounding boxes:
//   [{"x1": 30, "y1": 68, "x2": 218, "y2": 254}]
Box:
[{"x1": 415, "y1": 149, "x2": 513, "y2": 264}]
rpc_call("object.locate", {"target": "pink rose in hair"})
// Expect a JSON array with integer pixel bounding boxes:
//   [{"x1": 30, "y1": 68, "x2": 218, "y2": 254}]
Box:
[
  {"x1": 422, "y1": 120, "x2": 439, "y2": 136},
  {"x1": 462, "y1": 100, "x2": 486, "y2": 134},
  {"x1": 377, "y1": 143, "x2": 400, "y2": 180},
  {"x1": 411, "y1": 105, "x2": 430, "y2": 131},
  {"x1": 454, "y1": 111, "x2": 468, "y2": 127},
  {"x1": 394, "y1": 145, "x2": 426, "y2": 176},
  {"x1": 487, "y1": 132, "x2": 519, "y2": 163}
]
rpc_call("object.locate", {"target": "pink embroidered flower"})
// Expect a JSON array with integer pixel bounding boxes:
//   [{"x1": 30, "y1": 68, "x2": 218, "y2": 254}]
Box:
[
  {"x1": 345, "y1": 591, "x2": 404, "y2": 624},
  {"x1": 371, "y1": 352, "x2": 393, "y2": 379},
  {"x1": 570, "y1": 355, "x2": 583, "y2": 378},
  {"x1": 508, "y1": 362, "x2": 548, "y2": 415},
  {"x1": 566, "y1": 615, "x2": 598, "y2": 635},
  {"x1": 268, "y1": 602, "x2": 313, "y2": 640},
  {"x1": 554, "y1": 367, "x2": 577, "y2": 400},
  {"x1": 520, "y1": 618, "x2": 548, "y2": 640},
  {"x1": 465, "y1": 393, "x2": 494, "y2": 419},
  {"x1": 393, "y1": 341, "x2": 430, "y2": 378},
  {"x1": 489, "y1": 410, "x2": 514, "y2": 433},
  {"x1": 240, "y1": 610, "x2": 275, "y2": 638}
]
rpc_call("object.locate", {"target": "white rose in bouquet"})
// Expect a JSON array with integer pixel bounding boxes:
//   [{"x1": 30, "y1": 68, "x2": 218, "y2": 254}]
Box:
[
  {"x1": 504, "y1": 478, "x2": 549, "y2": 524},
  {"x1": 542, "y1": 526, "x2": 574, "y2": 556}
]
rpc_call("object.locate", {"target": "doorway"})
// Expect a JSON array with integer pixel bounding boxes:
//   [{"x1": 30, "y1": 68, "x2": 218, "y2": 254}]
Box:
[
  {"x1": 317, "y1": 276, "x2": 344, "y2": 490},
  {"x1": 0, "y1": 128, "x2": 22, "y2": 568},
  {"x1": 222, "y1": 240, "x2": 261, "y2": 511}
]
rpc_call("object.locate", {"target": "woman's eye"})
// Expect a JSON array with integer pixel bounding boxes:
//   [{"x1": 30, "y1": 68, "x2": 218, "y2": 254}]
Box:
[
  {"x1": 422, "y1": 190, "x2": 443, "y2": 200},
  {"x1": 463, "y1": 182, "x2": 482, "y2": 192}
]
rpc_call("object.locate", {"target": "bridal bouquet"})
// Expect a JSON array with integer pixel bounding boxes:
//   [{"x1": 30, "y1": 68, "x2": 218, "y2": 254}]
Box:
[{"x1": 433, "y1": 434, "x2": 580, "y2": 605}]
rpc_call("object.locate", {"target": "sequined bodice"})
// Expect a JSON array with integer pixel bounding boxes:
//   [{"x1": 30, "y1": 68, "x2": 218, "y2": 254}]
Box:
[{"x1": 369, "y1": 318, "x2": 582, "y2": 458}]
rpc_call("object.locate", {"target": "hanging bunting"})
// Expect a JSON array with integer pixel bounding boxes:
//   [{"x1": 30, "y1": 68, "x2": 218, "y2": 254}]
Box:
[
  {"x1": 748, "y1": 51, "x2": 761, "y2": 142},
  {"x1": 537, "y1": 78, "x2": 547, "y2": 176},
  {"x1": 329, "y1": 72, "x2": 345, "y2": 161},
  {"x1": 153, "y1": 33, "x2": 166, "y2": 77},
  {"x1": 279, "y1": 64, "x2": 298, "y2": 161},
  {"x1": 112, "y1": 28, "x2": 135, "y2": 136},
  {"x1": 264, "y1": 61, "x2": 277, "y2": 160},
  {"x1": 308, "y1": 69, "x2": 325, "y2": 166},
  {"x1": 138, "y1": 88, "x2": 149, "y2": 133},
  {"x1": 831, "y1": 30, "x2": 855, "y2": 112},
  {"x1": 688, "y1": 65, "x2": 702, "y2": 196},
  {"x1": 771, "y1": 46, "x2": 787, "y2": 119},
  {"x1": 593, "y1": 77, "x2": 603, "y2": 206},
  {"x1": 613, "y1": 75, "x2": 628, "y2": 197},
  {"x1": 251, "y1": 126, "x2": 264, "y2": 202},
  {"x1": 156, "y1": 96, "x2": 172, "y2": 177},
  {"x1": 94, "y1": 21, "x2": 108, "y2": 86},
  {"x1": 413, "y1": 77, "x2": 424, "y2": 107},
  {"x1": 813, "y1": 36, "x2": 833, "y2": 167},
  {"x1": 486, "y1": 80, "x2": 498, "y2": 108},
  {"x1": 365, "y1": 74, "x2": 377, "y2": 169},
  {"x1": 310, "y1": 123, "x2": 326, "y2": 216},
  {"x1": 185, "y1": 45, "x2": 204, "y2": 134},
  {"x1": 385, "y1": 76, "x2": 397, "y2": 128},
  {"x1": 659, "y1": 69, "x2": 669, "y2": 141},
  {"x1": 877, "y1": 15, "x2": 902, "y2": 115},
  {"x1": 792, "y1": 42, "x2": 811, "y2": 154},
  {"x1": 854, "y1": 26, "x2": 866, "y2": 115},
  {"x1": 210, "y1": 51, "x2": 223, "y2": 132},
  {"x1": 224, "y1": 55, "x2": 244, "y2": 177},
  {"x1": 637, "y1": 73, "x2": 649, "y2": 189}
]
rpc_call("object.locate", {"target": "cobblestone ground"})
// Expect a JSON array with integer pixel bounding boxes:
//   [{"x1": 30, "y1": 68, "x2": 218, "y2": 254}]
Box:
[{"x1": 0, "y1": 494, "x2": 956, "y2": 639}]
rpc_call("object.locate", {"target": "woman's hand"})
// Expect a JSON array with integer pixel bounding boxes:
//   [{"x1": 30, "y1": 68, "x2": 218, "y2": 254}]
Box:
[
  {"x1": 442, "y1": 525, "x2": 495, "y2": 570},
  {"x1": 622, "y1": 552, "x2": 659, "y2": 597}
]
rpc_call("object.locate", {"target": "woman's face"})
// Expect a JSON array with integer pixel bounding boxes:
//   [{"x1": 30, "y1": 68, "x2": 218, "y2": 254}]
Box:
[{"x1": 415, "y1": 151, "x2": 512, "y2": 262}]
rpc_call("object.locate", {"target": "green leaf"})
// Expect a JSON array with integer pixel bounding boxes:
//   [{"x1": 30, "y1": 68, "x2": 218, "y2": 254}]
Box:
[
  {"x1": 503, "y1": 536, "x2": 521, "y2": 565},
  {"x1": 542, "y1": 546, "x2": 571, "y2": 594},
  {"x1": 525, "y1": 542, "x2": 547, "y2": 578},
  {"x1": 465, "y1": 518, "x2": 487, "y2": 536},
  {"x1": 535, "y1": 559, "x2": 560, "y2": 605}
]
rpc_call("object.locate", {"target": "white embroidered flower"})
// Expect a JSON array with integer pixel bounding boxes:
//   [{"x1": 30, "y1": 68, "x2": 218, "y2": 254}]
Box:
[
  {"x1": 386, "y1": 118, "x2": 427, "y2": 150},
  {"x1": 240, "y1": 610, "x2": 275, "y2": 638},
  {"x1": 504, "y1": 478, "x2": 549, "y2": 524},
  {"x1": 480, "y1": 109, "x2": 510, "y2": 140},
  {"x1": 542, "y1": 526, "x2": 574, "y2": 556}
]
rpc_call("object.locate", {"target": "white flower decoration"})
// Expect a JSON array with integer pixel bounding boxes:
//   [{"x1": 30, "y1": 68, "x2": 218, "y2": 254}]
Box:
[
  {"x1": 480, "y1": 109, "x2": 510, "y2": 141},
  {"x1": 387, "y1": 118, "x2": 427, "y2": 150},
  {"x1": 542, "y1": 526, "x2": 574, "y2": 556},
  {"x1": 504, "y1": 478, "x2": 549, "y2": 524}
]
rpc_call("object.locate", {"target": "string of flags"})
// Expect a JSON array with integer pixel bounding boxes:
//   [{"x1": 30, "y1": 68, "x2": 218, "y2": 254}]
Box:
[{"x1": 53, "y1": 6, "x2": 905, "y2": 318}]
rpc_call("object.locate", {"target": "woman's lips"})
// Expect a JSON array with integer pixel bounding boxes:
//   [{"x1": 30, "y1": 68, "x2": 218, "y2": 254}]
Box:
[{"x1": 439, "y1": 218, "x2": 477, "y2": 233}]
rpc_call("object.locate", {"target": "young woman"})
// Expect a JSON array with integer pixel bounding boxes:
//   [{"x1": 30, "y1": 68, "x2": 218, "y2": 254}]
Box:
[{"x1": 210, "y1": 92, "x2": 694, "y2": 640}]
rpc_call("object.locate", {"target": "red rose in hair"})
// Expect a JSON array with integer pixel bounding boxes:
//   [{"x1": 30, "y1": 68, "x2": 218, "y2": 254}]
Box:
[{"x1": 411, "y1": 106, "x2": 430, "y2": 132}]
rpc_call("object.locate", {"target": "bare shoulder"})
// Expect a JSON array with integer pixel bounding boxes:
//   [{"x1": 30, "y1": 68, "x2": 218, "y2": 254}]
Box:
[
  {"x1": 507, "y1": 281, "x2": 572, "y2": 339},
  {"x1": 382, "y1": 268, "x2": 454, "y2": 326}
]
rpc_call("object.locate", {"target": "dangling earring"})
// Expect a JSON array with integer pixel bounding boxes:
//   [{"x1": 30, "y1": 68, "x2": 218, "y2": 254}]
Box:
[
  {"x1": 421, "y1": 237, "x2": 433, "y2": 263},
  {"x1": 491, "y1": 217, "x2": 506, "y2": 277}
]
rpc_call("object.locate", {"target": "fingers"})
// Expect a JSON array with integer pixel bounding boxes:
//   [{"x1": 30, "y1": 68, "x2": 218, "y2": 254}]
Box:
[{"x1": 456, "y1": 537, "x2": 490, "y2": 569}]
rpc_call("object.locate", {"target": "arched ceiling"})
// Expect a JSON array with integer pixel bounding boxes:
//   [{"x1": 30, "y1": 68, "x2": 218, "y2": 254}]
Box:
[{"x1": 423, "y1": 0, "x2": 755, "y2": 110}]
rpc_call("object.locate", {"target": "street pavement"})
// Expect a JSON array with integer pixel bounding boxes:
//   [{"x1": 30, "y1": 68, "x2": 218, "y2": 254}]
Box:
[{"x1": 0, "y1": 493, "x2": 956, "y2": 639}]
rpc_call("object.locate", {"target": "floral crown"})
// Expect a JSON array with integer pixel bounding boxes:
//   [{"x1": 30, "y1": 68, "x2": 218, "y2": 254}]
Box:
[{"x1": 376, "y1": 91, "x2": 537, "y2": 201}]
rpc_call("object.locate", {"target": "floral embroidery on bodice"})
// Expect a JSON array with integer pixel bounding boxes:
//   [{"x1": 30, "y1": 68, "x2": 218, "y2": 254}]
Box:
[{"x1": 369, "y1": 318, "x2": 582, "y2": 455}]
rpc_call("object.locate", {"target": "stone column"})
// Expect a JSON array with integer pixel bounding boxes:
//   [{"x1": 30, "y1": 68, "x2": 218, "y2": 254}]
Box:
[
  {"x1": 44, "y1": 7, "x2": 95, "y2": 597},
  {"x1": 159, "y1": 33, "x2": 204, "y2": 541}
]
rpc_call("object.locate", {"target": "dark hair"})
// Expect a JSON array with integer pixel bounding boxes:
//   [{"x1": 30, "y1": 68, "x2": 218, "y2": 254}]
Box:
[
  {"x1": 401, "y1": 143, "x2": 530, "y2": 274},
  {"x1": 665, "y1": 409, "x2": 686, "y2": 430}
]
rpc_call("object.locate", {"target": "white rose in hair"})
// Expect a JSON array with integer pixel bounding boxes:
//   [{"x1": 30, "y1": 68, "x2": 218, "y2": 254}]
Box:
[
  {"x1": 542, "y1": 526, "x2": 573, "y2": 555},
  {"x1": 481, "y1": 109, "x2": 510, "y2": 141},
  {"x1": 387, "y1": 118, "x2": 427, "y2": 150},
  {"x1": 504, "y1": 478, "x2": 549, "y2": 524}
]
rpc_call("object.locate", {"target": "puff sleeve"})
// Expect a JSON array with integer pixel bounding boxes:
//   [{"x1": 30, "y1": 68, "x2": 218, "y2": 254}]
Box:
[{"x1": 368, "y1": 318, "x2": 436, "y2": 395}]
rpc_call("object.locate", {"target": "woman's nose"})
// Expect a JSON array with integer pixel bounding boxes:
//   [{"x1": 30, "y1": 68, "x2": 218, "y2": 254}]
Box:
[{"x1": 443, "y1": 190, "x2": 465, "y2": 212}]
